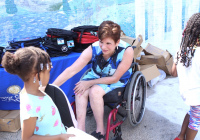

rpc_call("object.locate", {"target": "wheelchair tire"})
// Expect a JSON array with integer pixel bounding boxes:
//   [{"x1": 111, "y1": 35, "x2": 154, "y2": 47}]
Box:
[{"x1": 126, "y1": 71, "x2": 146, "y2": 127}]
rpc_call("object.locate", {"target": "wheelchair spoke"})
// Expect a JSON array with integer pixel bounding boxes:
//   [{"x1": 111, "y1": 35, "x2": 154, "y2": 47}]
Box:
[
  {"x1": 135, "y1": 92, "x2": 141, "y2": 101},
  {"x1": 133, "y1": 79, "x2": 144, "y2": 121},
  {"x1": 134, "y1": 96, "x2": 142, "y2": 118}
]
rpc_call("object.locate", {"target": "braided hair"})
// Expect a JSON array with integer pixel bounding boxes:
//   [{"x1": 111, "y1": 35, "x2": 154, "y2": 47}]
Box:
[{"x1": 176, "y1": 13, "x2": 200, "y2": 67}]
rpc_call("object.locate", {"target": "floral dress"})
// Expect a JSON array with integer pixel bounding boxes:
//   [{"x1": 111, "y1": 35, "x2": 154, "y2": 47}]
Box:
[{"x1": 20, "y1": 92, "x2": 66, "y2": 135}]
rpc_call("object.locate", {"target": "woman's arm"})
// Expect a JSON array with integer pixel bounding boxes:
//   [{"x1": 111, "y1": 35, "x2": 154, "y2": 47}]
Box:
[
  {"x1": 74, "y1": 47, "x2": 134, "y2": 94},
  {"x1": 52, "y1": 46, "x2": 93, "y2": 86},
  {"x1": 170, "y1": 62, "x2": 178, "y2": 77},
  {"x1": 22, "y1": 117, "x2": 74, "y2": 140}
]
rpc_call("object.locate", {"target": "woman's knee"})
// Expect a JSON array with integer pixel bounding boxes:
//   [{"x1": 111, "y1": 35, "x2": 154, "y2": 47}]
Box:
[
  {"x1": 89, "y1": 85, "x2": 105, "y2": 99},
  {"x1": 75, "y1": 89, "x2": 89, "y2": 100}
]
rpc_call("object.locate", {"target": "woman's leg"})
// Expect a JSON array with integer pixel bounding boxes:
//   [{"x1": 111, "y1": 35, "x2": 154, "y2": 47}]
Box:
[
  {"x1": 75, "y1": 89, "x2": 89, "y2": 131},
  {"x1": 89, "y1": 85, "x2": 105, "y2": 135}
]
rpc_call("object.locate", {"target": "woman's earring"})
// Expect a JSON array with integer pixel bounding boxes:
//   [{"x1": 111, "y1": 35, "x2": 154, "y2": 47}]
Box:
[
  {"x1": 116, "y1": 46, "x2": 118, "y2": 50},
  {"x1": 33, "y1": 77, "x2": 36, "y2": 83}
]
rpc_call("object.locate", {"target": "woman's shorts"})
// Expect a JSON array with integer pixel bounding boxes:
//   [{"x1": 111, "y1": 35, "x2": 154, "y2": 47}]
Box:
[
  {"x1": 81, "y1": 71, "x2": 128, "y2": 95},
  {"x1": 188, "y1": 105, "x2": 200, "y2": 131},
  {"x1": 97, "y1": 82, "x2": 125, "y2": 94},
  {"x1": 82, "y1": 72, "x2": 126, "y2": 94}
]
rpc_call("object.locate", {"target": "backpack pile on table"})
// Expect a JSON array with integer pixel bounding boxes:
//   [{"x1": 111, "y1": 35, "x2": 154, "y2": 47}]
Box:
[{"x1": 5, "y1": 25, "x2": 100, "y2": 58}]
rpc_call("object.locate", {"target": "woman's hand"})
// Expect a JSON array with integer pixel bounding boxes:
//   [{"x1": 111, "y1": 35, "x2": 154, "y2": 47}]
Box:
[{"x1": 74, "y1": 81, "x2": 92, "y2": 96}]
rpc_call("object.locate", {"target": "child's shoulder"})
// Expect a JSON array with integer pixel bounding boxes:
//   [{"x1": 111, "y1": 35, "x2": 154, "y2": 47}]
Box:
[{"x1": 20, "y1": 92, "x2": 46, "y2": 105}]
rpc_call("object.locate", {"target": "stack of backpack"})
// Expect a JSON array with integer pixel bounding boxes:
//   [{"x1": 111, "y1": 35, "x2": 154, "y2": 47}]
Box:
[
  {"x1": 43, "y1": 28, "x2": 78, "y2": 57},
  {"x1": 71, "y1": 25, "x2": 99, "y2": 52},
  {"x1": 4, "y1": 25, "x2": 100, "y2": 58}
]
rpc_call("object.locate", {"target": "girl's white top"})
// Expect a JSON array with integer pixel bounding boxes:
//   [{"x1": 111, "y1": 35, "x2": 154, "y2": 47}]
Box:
[{"x1": 176, "y1": 47, "x2": 200, "y2": 106}]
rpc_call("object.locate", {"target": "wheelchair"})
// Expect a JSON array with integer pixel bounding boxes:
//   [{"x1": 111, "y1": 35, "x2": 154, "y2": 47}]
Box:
[{"x1": 71, "y1": 62, "x2": 147, "y2": 140}]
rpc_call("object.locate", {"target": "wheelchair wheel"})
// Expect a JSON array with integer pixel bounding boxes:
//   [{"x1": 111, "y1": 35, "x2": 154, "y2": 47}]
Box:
[{"x1": 126, "y1": 71, "x2": 146, "y2": 127}]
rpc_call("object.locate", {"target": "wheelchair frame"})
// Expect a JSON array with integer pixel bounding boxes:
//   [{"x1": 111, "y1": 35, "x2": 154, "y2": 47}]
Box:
[{"x1": 71, "y1": 62, "x2": 147, "y2": 140}]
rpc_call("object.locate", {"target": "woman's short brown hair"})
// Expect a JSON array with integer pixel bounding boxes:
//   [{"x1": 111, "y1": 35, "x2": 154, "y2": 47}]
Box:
[{"x1": 97, "y1": 20, "x2": 121, "y2": 43}]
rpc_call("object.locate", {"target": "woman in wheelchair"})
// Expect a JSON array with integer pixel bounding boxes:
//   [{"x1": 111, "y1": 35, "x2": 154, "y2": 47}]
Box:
[{"x1": 53, "y1": 20, "x2": 134, "y2": 139}]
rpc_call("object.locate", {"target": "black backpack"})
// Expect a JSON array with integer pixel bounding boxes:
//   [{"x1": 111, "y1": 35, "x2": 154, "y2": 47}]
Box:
[
  {"x1": 43, "y1": 28, "x2": 78, "y2": 57},
  {"x1": 8, "y1": 36, "x2": 45, "y2": 50},
  {"x1": 71, "y1": 25, "x2": 99, "y2": 52}
]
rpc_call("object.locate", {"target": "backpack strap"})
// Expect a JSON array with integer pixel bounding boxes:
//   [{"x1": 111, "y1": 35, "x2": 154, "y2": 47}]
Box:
[{"x1": 79, "y1": 29, "x2": 85, "y2": 43}]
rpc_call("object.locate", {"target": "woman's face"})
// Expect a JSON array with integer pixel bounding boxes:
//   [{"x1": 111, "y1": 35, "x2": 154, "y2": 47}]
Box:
[{"x1": 99, "y1": 37, "x2": 120, "y2": 56}]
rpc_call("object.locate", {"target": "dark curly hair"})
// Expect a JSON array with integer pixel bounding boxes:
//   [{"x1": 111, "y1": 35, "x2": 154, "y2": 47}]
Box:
[
  {"x1": 176, "y1": 13, "x2": 200, "y2": 67},
  {"x1": 1, "y1": 46, "x2": 51, "y2": 82},
  {"x1": 98, "y1": 20, "x2": 121, "y2": 43}
]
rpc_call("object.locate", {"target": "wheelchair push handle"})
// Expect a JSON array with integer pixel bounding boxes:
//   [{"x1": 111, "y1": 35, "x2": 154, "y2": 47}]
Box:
[{"x1": 130, "y1": 62, "x2": 138, "y2": 73}]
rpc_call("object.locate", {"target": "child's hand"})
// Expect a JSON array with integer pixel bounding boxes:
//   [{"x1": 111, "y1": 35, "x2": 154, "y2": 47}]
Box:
[{"x1": 60, "y1": 134, "x2": 75, "y2": 140}]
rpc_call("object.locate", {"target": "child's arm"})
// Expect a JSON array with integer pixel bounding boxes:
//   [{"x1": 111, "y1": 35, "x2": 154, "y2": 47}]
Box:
[
  {"x1": 21, "y1": 117, "x2": 75, "y2": 140},
  {"x1": 170, "y1": 62, "x2": 178, "y2": 77}
]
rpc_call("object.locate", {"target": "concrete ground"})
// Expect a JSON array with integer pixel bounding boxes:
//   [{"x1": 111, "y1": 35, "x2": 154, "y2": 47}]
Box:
[{"x1": 0, "y1": 76, "x2": 199, "y2": 140}]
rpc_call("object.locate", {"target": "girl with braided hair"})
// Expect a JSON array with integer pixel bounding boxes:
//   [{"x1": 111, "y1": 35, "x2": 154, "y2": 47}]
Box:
[
  {"x1": 1, "y1": 47, "x2": 75, "y2": 140},
  {"x1": 171, "y1": 13, "x2": 200, "y2": 140}
]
